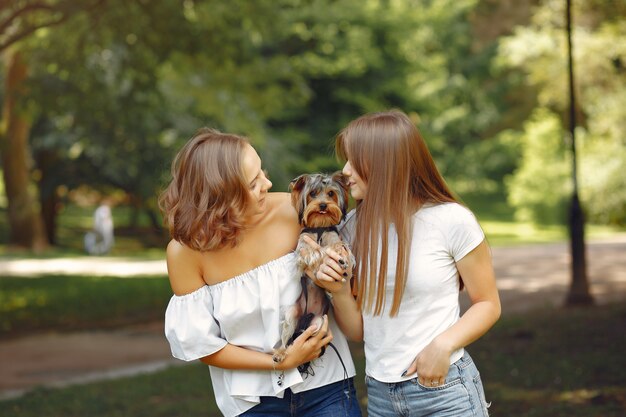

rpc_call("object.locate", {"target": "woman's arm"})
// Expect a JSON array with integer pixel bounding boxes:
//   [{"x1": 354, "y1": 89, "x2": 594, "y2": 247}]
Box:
[
  {"x1": 404, "y1": 240, "x2": 501, "y2": 383},
  {"x1": 438, "y1": 239, "x2": 501, "y2": 351},
  {"x1": 200, "y1": 316, "x2": 333, "y2": 371},
  {"x1": 327, "y1": 283, "x2": 363, "y2": 342}
]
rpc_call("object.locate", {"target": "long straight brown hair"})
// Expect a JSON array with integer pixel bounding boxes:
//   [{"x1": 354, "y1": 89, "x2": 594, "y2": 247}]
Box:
[{"x1": 336, "y1": 110, "x2": 458, "y2": 316}]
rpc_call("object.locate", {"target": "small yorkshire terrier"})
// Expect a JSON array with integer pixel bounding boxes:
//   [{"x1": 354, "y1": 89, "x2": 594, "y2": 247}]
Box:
[{"x1": 273, "y1": 172, "x2": 354, "y2": 374}]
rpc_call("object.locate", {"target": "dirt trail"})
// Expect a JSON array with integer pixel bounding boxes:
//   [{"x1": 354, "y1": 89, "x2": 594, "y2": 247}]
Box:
[{"x1": 1, "y1": 235, "x2": 625, "y2": 400}]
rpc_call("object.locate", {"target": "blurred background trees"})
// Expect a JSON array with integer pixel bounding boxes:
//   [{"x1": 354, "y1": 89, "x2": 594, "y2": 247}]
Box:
[
  {"x1": 499, "y1": 0, "x2": 626, "y2": 225},
  {"x1": 0, "y1": 0, "x2": 624, "y2": 250}
]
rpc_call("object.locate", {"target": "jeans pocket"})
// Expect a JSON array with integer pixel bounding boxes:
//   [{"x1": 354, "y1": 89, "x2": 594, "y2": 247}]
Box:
[{"x1": 413, "y1": 376, "x2": 462, "y2": 391}]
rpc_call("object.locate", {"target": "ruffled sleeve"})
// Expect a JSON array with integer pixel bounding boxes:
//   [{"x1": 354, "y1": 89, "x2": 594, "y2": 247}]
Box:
[{"x1": 164, "y1": 286, "x2": 228, "y2": 361}]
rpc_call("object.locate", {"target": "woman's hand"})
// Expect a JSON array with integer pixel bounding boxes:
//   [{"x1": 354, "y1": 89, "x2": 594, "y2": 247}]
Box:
[
  {"x1": 300, "y1": 236, "x2": 363, "y2": 342},
  {"x1": 301, "y1": 235, "x2": 352, "y2": 294},
  {"x1": 403, "y1": 337, "x2": 452, "y2": 387},
  {"x1": 277, "y1": 315, "x2": 333, "y2": 370}
]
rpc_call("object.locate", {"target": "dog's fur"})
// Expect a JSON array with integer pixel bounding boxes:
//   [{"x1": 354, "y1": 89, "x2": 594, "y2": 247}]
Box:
[{"x1": 273, "y1": 172, "x2": 354, "y2": 373}]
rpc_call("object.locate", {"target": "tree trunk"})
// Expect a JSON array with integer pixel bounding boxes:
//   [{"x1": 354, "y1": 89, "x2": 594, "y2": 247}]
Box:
[
  {"x1": 40, "y1": 189, "x2": 59, "y2": 245},
  {"x1": 564, "y1": 0, "x2": 592, "y2": 306},
  {"x1": 0, "y1": 50, "x2": 48, "y2": 251},
  {"x1": 36, "y1": 148, "x2": 61, "y2": 245}
]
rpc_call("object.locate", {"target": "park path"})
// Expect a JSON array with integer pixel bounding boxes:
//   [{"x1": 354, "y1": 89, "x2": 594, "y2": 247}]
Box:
[{"x1": 1, "y1": 235, "x2": 625, "y2": 401}]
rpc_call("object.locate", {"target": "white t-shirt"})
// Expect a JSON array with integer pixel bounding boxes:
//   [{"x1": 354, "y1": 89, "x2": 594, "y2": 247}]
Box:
[
  {"x1": 340, "y1": 203, "x2": 484, "y2": 383},
  {"x1": 164, "y1": 252, "x2": 356, "y2": 417}
]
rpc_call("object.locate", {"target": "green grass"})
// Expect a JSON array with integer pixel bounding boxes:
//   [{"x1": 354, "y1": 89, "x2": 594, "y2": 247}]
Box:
[
  {"x1": 480, "y1": 220, "x2": 621, "y2": 247},
  {"x1": 461, "y1": 191, "x2": 625, "y2": 246},
  {"x1": 1, "y1": 364, "x2": 221, "y2": 417},
  {"x1": 472, "y1": 303, "x2": 626, "y2": 416},
  {"x1": 0, "y1": 275, "x2": 171, "y2": 338},
  {"x1": 1, "y1": 303, "x2": 624, "y2": 416}
]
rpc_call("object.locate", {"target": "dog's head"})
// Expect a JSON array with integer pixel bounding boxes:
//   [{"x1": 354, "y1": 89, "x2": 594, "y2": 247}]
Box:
[{"x1": 289, "y1": 172, "x2": 349, "y2": 227}]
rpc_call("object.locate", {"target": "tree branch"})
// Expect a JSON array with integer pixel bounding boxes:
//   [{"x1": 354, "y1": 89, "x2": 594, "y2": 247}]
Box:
[
  {"x1": 0, "y1": 2, "x2": 57, "y2": 35},
  {"x1": 0, "y1": 0, "x2": 108, "y2": 52},
  {"x1": 0, "y1": 15, "x2": 68, "y2": 52}
]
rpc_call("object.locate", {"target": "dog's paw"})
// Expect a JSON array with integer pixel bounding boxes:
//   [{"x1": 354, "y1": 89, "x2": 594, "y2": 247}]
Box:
[
  {"x1": 272, "y1": 348, "x2": 288, "y2": 364},
  {"x1": 310, "y1": 315, "x2": 325, "y2": 336},
  {"x1": 296, "y1": 241, "x2": 325, "y2": 272},
  {"x1": 331, "y1": 242, "x2": 353, "y2": 269}
]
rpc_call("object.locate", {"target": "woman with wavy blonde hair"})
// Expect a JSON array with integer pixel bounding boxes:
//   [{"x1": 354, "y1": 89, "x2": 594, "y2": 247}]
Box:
[
  {"x1": 314, "y1": 110, "x2": 500, "y2": 417},
  {"x1": 159, "y1": 128, "x2": 361, "y2": 417}
]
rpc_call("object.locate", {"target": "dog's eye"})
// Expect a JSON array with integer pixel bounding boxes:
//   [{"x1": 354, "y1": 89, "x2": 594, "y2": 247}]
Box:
[
  {"x1": 309, "y1": 191, "x2": 317, "y2": 198},
  {"x1": 327, "y1": 191, "x2": 335, "y2": 197}
]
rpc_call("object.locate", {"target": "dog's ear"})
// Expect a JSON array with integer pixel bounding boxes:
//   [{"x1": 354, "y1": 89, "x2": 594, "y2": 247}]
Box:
[
  {"x1": 289, "y1": 174, "x2": 309, "y2": 224},
  {"x1": 289, "y1": 174, "x2": 308, "y2": 193},
  {"x1": 331, "y1": 171, "x2": 350, "y2": 217},
  {"x1": 331, "y1": 171, "x2": 349, "y2": 189},
  {"x1": 289, "y1": 175, "x2": 308, "y2": 206}
]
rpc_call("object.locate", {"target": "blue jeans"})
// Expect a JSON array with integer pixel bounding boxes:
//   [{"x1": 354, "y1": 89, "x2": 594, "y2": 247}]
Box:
[
  {"x1": 365, "y1": 352, "x2": 490, "y2": 417},
  {"x1": 239, "y1": 377, "x2": 362, "y2": 417}
]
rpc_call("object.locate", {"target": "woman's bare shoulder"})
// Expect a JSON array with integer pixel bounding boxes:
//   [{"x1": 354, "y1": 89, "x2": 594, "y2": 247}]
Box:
[
  {"x1": 165, "y1": 240, "x2": 205, "y2": 295},
  {"x1": 268, "y1": 192, "x2": 298, "y2": 222},
  {"x1": 268, "y1": 191, "x2": 291, "y2": 205},
  {"x1": 260, "y1": 192, "x2": 300, "y2": 250}
]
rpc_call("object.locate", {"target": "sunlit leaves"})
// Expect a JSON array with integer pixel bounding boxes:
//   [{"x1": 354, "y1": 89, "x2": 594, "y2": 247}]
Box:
[{"x1": 498, "y1": 0, "x2": 626, "y2": 225}]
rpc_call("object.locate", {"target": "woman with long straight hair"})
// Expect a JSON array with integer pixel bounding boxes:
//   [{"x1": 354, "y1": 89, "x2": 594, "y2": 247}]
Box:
[{"x1": 314, "y1": 110, "x2": 500, "y2": 417}]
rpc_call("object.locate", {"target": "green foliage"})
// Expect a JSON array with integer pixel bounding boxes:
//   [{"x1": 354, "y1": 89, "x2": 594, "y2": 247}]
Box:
[
  {"x1": 4, "y1": 0, "x2": 622, "y2": 238},
  {"x1": 23, "y1": 0, "x2": 511, "y2": 196},
  {"x1": 452, "y1": 130, "x2": 522, "y2": 195},
  {"x1": 24, "y1": 0, "x2": 189, "y2": 209},
  {"x1": 505, "y1": 109, "x2": 570, "y2": 224},
  {"x1": 579, "y1": 131, "x2": 626, "y2": 225},
  {"x1": 0, "y1": 1, "x2": 106, "y2": 52},
  {"x1": 498, "y1": 0, "x2": 626, "y2": 226}
]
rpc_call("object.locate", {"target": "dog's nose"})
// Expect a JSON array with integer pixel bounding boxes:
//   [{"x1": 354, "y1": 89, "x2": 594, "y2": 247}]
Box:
[{"x1": 319, "y1": 203, "x2": 327, "y2": 211}]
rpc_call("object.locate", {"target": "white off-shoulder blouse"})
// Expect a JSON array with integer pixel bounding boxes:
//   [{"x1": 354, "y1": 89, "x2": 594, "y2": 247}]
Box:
[{"x1": 164, "y1": 252, "x2": 356, "y2": 417}]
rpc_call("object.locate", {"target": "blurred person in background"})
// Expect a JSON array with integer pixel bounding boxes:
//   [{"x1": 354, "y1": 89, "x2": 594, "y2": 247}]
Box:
[{"x1": 84, "y1": 201, "x2": 114, "y2": 255}]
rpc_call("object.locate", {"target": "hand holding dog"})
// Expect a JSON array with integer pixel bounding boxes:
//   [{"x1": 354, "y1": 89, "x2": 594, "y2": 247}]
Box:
[
  {"x1": 402, "y1": 336, "x2": 453, "y2": 387},
  {"x1": 301, "y1": 235, "x2": 352, "y2": 294},
  {"x1": 276, "y1": 315, "x2": 333, "y2": 371}
]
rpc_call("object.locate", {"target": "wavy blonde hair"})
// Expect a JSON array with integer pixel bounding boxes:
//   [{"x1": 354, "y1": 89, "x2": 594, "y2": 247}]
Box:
[
  {"x1": 336, "y1": 110, "x2": 458, "y2": 316},
  {"x1": 159, "y1": 128, "x2": 252, "y2": 251}
]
